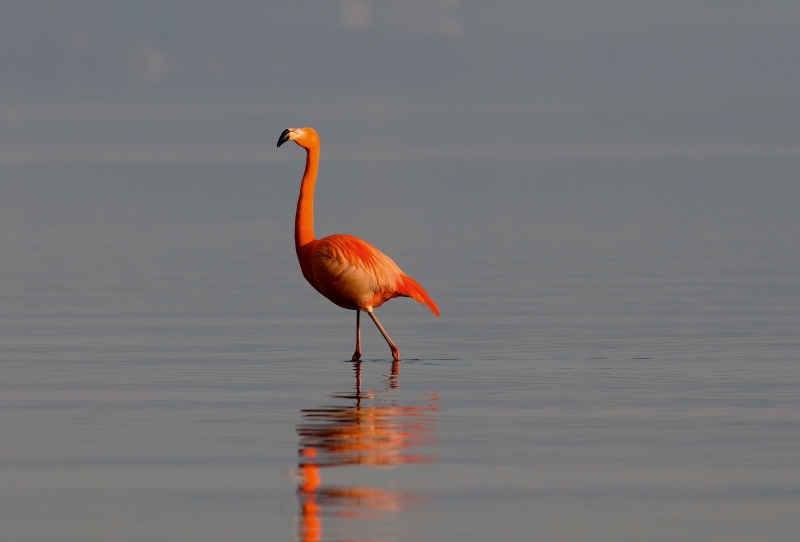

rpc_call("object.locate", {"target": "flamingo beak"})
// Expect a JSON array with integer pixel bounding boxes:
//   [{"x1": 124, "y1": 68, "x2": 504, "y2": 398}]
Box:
[{"x1": 277, "y1": 128, "x2": 293, "y2": 148}]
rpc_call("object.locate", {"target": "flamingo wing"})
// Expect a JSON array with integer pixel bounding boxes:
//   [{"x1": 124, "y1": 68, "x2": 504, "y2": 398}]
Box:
[
  {"x1": 310, "y1": 234, "x2": 440, "y2": 316},
  {"x1": 310, "y1": 235, "x2": 403, "y2": 310}
]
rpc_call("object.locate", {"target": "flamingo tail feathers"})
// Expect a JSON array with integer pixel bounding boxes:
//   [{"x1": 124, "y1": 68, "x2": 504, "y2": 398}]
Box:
[{"x1": 397, "y1": 275, "x2": 440, "y2": 317}]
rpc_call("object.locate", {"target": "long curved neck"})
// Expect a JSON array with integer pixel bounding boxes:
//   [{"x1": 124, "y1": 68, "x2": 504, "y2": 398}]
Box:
[{"x1": 295, "y1": 145, "x2": 319, "y2": 249}]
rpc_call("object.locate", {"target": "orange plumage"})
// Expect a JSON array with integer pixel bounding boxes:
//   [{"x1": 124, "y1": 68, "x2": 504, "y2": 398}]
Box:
[{"x1": 278, "y1": 127, "x2": 439, "y2": 361}]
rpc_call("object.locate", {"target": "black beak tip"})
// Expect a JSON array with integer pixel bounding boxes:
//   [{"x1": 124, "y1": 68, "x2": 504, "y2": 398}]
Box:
[{"x1": 277, "y1": 129, "x2": 291, "y2": 148}]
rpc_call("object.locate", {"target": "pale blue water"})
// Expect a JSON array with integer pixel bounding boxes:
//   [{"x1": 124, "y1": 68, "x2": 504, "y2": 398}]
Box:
[{"x1": 2, "y1": 102, "x2": 800, "y2": 541}]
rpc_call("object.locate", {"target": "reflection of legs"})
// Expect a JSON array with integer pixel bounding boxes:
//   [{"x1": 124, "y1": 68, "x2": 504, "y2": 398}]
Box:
[
  {"x1": 353, "y1": 361, "x2": 362, "y2": 393},
  {"x1": 388, "y1": 360, "x2": 400, "y2": 389},
  {"x1": 367, "y1": 308, "x2": 400, "y2": 361},
  {"x1": 352, "y1": 310, "x2": 361, "y2": 361},
  {"x1": 353, "y1": 361, "x2": 363, "y2": 405}
]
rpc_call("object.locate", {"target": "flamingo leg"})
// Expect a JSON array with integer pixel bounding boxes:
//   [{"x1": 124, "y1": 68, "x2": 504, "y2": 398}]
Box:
[
  {"x1": 352, "y1": 310, "x2": 362, "y2": 361},
  {"x1": 367, "y1": 308, "x2": 400, "y2": 361}
]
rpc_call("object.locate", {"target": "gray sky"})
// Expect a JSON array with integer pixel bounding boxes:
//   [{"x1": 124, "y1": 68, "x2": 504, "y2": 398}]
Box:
[
  {"x1": 2, "y1": 1, "x2": 799, "y2": 105},
  {"x1": 3, "y1": 0, "x2": 800, "y2": 170}
]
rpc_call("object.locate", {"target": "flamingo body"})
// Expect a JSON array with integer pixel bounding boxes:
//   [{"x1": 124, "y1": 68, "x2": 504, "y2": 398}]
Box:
[
  {"x1": 278, "y1": 127, "x2": 439, "y2": 361},
  {"x1": 301, "y1": 234, "x2": 439, "y2": 316}
]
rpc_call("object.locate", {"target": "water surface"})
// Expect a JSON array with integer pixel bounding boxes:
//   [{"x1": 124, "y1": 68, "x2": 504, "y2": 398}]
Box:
[{"x1": 2, "y1": 103, "x2": 799, "y2": 541}]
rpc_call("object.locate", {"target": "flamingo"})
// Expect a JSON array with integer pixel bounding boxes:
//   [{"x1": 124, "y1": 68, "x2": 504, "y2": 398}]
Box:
[{"x1": 277, "y1": 127, "x2": 440, "y2": 361}]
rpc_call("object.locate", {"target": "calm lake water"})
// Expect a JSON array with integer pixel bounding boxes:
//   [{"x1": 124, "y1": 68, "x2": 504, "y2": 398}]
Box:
[{"x1": 2, "y1": 102, "x2": 799, "y2": 541}]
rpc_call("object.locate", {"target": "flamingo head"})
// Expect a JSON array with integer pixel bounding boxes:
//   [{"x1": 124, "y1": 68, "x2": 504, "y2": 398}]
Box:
[{"x1": 277, "y1": 127, "x2": 319, "y2": 149}]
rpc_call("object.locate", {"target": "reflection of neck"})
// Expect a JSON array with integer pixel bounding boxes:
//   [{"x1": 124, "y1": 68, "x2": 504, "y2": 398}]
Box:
[
  {"x1": 300, "y1": 462, "x2": 320, "y2": 493},
  {"x1": 301, "y1": 498, "x2": 321, "y2": 542},
  {"x1": 295, "y1": 146, "x2": 319, "y2": 250}
]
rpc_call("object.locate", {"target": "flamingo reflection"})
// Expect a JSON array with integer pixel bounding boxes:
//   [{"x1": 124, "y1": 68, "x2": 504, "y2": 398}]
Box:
[{"x1": 297, "y1": 362, "x2": 438, "y2": 541}]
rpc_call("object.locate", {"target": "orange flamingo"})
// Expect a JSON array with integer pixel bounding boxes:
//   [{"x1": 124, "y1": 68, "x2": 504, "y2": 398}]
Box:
[{"x1": 277, "y1": 127, "x2": 439, "y2": 361}]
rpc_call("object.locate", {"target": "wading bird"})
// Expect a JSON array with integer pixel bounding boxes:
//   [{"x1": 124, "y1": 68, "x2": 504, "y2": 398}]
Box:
[{"x1": 277, "y1": 127, "x2": 439, "y2": 361}]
